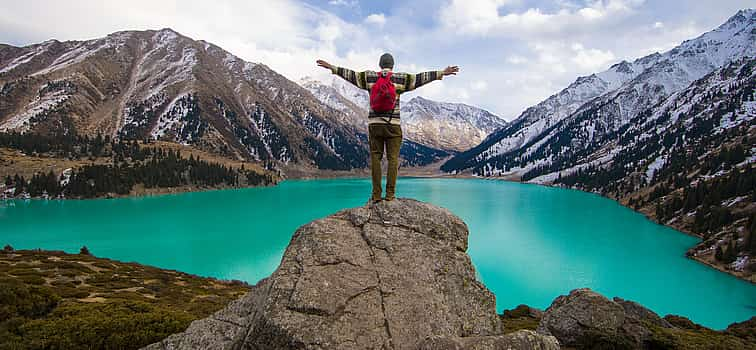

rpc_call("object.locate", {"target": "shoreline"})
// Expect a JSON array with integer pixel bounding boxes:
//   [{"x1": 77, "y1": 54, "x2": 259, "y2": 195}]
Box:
[
  {"x1": 3, "y1": 170, "x2": 753, "y2": 284},
  {"x1": 1, "y1": 182, "x2": 280, "y2": 201}
]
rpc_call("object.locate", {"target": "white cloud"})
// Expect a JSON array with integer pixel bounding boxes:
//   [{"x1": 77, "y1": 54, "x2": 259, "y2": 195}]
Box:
[
  {"x1": 365, "y1": 13, "x2": 387, "y2": 26},
  {"x1": 506, "y1": 55, "x2": 527, "y2": 64},
  {"x1": 471, "y1": 80, "x2": 489, "y2": 91},
  {"x1": 570, "y1": 43, "x2": 616, "y2": 71},
  {"x1": 439, "y1": 0, "x2": 646, "y2": 36},
  {"x1": 653, "y1": 21, "x2": 665, "y2": 29},
  {"x1": 526, "y1": 42, "x2": 616, "y2": 76},
  {"x1": 634, "y1": 21, "x2": 703, "y2": 57},
  {"x1": 328, "y1": 0, "x2": 357, "y2": 7},
  {"x1": 316, "y1": 21, "x2": 343, "y2": 43}
]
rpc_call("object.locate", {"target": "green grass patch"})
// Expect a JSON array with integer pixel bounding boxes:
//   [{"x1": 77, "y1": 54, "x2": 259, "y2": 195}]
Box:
[{"x1": 0, "y1": 249, "x2": 250, "y2": 350}]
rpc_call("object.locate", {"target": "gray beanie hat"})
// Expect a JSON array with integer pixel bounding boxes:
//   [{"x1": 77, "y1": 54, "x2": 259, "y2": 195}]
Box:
[{"x1": 379, "y1": 53, "x2": 394, "y2": 69}]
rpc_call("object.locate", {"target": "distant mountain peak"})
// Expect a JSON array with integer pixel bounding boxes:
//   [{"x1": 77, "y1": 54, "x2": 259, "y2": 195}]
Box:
[
  {"x1": 158, "y1": 27, "x2": 179, "y2": 34},
  {"x1": 611, "y1": 61, "x2": 634, "y2": 74},
  {"x1": 300, "y1": 77, "x2": 506, "y2": 152},
  {"x1": 715, "y1": 8, "x2": 755, "y2": 33},
  {"x1": 728, "y1": 8, "x2": 755, "y2": 23}
]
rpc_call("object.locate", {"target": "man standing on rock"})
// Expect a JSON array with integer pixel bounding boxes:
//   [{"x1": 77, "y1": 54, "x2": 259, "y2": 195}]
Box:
[{"x1": 316, "y1": 54, "x2": 459, "y2": 203}]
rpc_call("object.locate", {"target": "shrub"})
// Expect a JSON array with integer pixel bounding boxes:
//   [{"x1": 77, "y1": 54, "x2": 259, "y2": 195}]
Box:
[
  {"x1": 725, "y1": 316, "x2": 756, "y2": 344},
  {"x1": 501, "y1": 304, "x2": 532, "y2": 318},
  {"x1": 573, "y1": 329, "x2": 636, "y2": 350},
  {"x1": 0, "y1": 280, "x2": 60, "y2": 320},
  {"x1": 79, "y1": 246, "x2": 91, "y2": 256},
  {"x1": 17, "y1": 301, "x2": 194, "y2": 350}
]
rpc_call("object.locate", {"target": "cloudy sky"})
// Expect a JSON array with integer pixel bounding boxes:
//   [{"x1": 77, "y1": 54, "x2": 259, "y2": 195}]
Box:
[{"x1": 0, "y1": 0, "x2": 752, "y2": 119}]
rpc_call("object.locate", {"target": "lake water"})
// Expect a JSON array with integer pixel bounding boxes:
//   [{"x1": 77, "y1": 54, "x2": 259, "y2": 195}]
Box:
[{"x1": 1, "y1": 178, "x2": 754, "y2": 329}]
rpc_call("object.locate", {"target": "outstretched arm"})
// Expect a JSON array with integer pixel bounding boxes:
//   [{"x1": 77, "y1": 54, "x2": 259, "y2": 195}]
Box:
[
  {"x1": 405, "y1": 65, "x2": 460, "y2": 92},
  {"x1": 316, "y1": 59, "x2": 368, "y2": 90}
]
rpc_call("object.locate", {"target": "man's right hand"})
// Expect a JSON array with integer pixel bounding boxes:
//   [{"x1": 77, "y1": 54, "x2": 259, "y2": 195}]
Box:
[{"x1": 316, "y1": 60, "x2": 333, "y2": 70}]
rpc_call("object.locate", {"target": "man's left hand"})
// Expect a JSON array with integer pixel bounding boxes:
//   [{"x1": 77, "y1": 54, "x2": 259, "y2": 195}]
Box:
[{"x1": 443, "y1": 65, "x2": 460, "y2": 76}]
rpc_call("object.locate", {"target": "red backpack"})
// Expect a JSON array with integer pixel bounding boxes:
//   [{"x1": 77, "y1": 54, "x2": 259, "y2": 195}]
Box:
[{"x1": 369, "y1": 71, "x2": 396, "y2": 113}]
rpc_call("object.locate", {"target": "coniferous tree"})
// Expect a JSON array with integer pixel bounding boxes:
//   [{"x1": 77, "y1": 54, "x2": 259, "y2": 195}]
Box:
[
  {"x1": 722, "y1": 240, "x2": 737, "y2": 264},
  {"x1": 715, "y1": 245, "x2": 724, "y2": 262},
  {"x1": 748, "y1": 214, "x2": 756, "y2": 256}
]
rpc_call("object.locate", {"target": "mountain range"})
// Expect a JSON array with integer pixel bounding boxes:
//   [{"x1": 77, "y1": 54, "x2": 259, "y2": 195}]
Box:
[
  {"x1": 442, "y1": 9, "x2": 756, "y2": 279},
  {"x1": 442, "y1": 9, "x2": 754, "y2": 177},
  {"x1": 0, "y1": 29, "x2": 370, "y2": 171},
  {"x1": 301, "y1": 76, "x2": 506, "y2": 152},
  {"x1": 0, "y1": 28, "x2": 497, "y2": 172}
]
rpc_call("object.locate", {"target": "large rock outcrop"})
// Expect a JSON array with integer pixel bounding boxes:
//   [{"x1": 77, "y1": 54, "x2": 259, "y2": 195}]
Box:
[
  {"x1": 144, "y1": 199, "x2": 559, "y2": 350},
  {"x1": 536, "y1": 288, "x2": 674, "y2": 349}
]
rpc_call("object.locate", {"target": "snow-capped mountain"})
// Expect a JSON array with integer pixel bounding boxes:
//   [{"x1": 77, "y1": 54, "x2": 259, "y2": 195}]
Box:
[
  {"x1": 0, "y1": 29, "x2": 368, "y2": 170},
  {"x1": 299, "y1": 76, "x2": 367, "y2": 131},
  {"x1": 442, "y1": 9, "x2": 755, "y2": 175},
  {"x1": 401, "y1": 96, "x2": 506, "y2": 151},
  {"x1": 300, "y1": 77, "x2": 506, "y2": 152},
  {"x1": 0, "y1": 29, "x2": 451, "y2": 171},
  {"x1": 553, "y1": 57, "x2": 755, "y2": 279},
  {"x1": 442, "y1": 9, "x2": 756, "y2": 280}
]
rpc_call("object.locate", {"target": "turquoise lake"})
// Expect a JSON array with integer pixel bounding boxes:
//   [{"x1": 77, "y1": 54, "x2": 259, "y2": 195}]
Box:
[{"x1": 1, "y1": 178, "x2": 754, "y2": 329}]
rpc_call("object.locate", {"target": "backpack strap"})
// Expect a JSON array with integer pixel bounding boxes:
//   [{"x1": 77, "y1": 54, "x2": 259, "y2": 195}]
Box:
[{"x1": 383, "y1": 71, "x2": 394, "y2": 124}]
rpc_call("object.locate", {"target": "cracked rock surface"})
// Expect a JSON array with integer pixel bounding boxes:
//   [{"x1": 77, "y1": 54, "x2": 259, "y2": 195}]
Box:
[
  {"x1": 536, "y1": 288, "x2": 673, "y2": 348},
  {"x1": 143, "y1": 199, "x2": 559, "y2": 349}
]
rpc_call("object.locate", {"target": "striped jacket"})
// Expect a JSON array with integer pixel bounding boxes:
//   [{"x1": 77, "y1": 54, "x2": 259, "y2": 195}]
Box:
[{"x1": 331, "y1": 67, "x2": 445, "y2": 125}]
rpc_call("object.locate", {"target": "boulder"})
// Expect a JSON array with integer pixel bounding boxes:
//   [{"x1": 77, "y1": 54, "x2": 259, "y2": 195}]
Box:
[
  {"x1": 144, "y1": 199, "x2": 558, "y2": 350},
  {"x1": 537, "y1": 288, "x2": 672, "y2": 349},
  {"x1": 420, "y1": 330, "x2": 559, "y2": 350},
  {"x1": 612, "y1": 297, "x2": 672, "y2": 328}
]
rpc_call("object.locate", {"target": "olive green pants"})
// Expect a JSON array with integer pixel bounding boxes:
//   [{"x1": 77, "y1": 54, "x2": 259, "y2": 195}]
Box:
[{"x1": 368, "y1": 124, "x2": 402, "y2": 200}]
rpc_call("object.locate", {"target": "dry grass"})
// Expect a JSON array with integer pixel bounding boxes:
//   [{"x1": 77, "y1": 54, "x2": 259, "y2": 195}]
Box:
[
  {"x1": 0, "y1": 148, "x2": 109, "y2": 179},
  {"x1": 144, "y1": 141, "x2": 268, "y2": 173}
]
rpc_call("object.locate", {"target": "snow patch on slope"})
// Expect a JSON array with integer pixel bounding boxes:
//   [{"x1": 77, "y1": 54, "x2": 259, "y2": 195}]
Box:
[
  {"x1": 0, "y1": 41, "x2": 56, "y2": 74},
  {"x1": 0, "y1": 83, "x2": 70, "y2": 132},
  {"x1": 645, "y1": 154, "x2": 668, "y2": 181}
]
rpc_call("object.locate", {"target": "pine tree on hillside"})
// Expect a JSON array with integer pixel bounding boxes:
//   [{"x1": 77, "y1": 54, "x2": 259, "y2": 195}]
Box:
[
  {"x1": 715, "y1": 245, "x2": 724, "y2": 262},
  {"x1": 748, "y1": 214, "x2": 756, "y2": 256},
  {"x1": 723, "y1": 240, "x2": 737, "y2": 264}
]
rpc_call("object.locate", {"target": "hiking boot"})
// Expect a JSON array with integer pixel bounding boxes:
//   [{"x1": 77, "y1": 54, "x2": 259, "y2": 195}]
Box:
[
  {"x1": 383, "y1": 196, "x2": 395, "y2": 202},
  {"x1": 368, "y1": 197, "x2": 382, "y2": 205}
]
